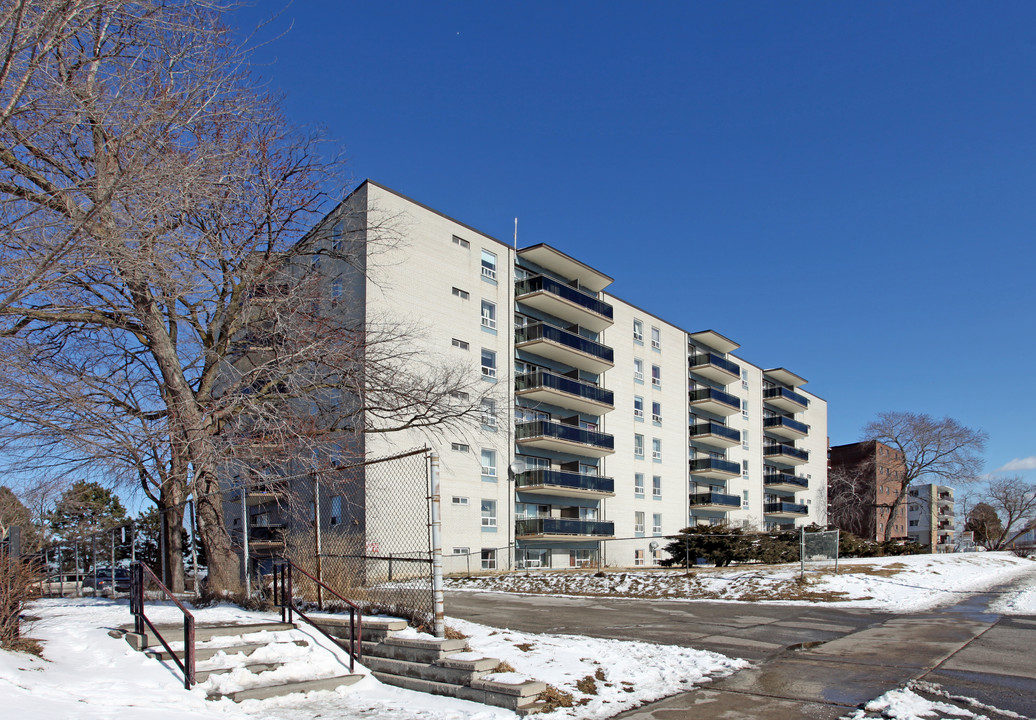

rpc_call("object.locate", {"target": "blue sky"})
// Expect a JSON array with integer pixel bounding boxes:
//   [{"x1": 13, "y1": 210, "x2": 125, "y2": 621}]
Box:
[{"x1": 233, "y1": 2, "x2": 1035, "y2": 482}]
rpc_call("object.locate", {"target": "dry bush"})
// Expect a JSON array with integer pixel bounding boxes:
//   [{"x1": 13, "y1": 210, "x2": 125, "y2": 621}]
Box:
[
  {"x1": 1, "y1": 555, "x2": 41, "y2": 651},
  {"x1": 514, "y1": 642, "x2": 534, "y2": 652},
  {"x1": 444, "y1": 625, "x2": 468, "y2": 640},
  {"x1": 536, "y1": 685, "x2": 574, "y2": 712},
  {"x1": 575, "y1": 674, "x2": 599, "y2": 695},
  {"x1": 492, "y1": 661, "x2": 516, "y2": 673}
]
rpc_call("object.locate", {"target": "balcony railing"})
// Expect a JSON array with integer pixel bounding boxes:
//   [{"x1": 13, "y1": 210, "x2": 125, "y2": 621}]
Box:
[
  {"x1": 515, "y1": 518, "x2": 615, "y2": 537},
  {"x1": 689, "y1": 457, "x2": 741, "y2": 475},
  {"x1": 689, "y1": 387, "x2": 741, "y2": 411},
  {"x1": 689, "y1": 353, "x2": 740, "y2": 377},
  {"x1": 515, "y1": 469, "x2": 615, "y2": 495},
  {"x1": 689, "y1": 492, "x2": 741, "y2": 508},
  {"x1": 763, "y1": 502, "x2": 808, "y2": 515},
  {"x1": 764, "y1": 443, "x2": 810, "y2": 462},
  {"x1": 515, "y1": 370, "x2": 614, "y2": 407},
  {"x1": 763, "y1": 386, "x2": 810, "y2": 409},
  {"x1": 515, "y1": 321, "x2": 614, "y2": 364},
  {"x1": 515, "y1": 420, "x2": 615, "y2": 452},
  {"x1": 763, "y1": 416, "x2": 810, "y2": 435},
  {"x1": 689, "y1": 422, "x2": 741, "y2": 443},
  {"x1": 764, "y1": 473, "x2": 809, "y2": 490},
  {"x1": 515, "y1": 275, "x2": 613, "y2": 320}
]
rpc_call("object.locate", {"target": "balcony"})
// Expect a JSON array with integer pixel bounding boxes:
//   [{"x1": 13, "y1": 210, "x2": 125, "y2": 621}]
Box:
[
  {"x1": 689, "y1": 492, "x2": 741, "y2": 509},
  {"x1": 688, "y1": 353, "x2": 741, "y2": 385},
  {"x1": 515, "y1": 321, "x2": 614, "y2": 374},
  {"x1": 515, "y1": 518, "x2": 615, "y2": 539},
  {"x1": 238, "y1": 525, "x2": 286, "y2": 551},
  {"x1": 763, "y1": 502, "x2": 808, "y2": 518},
  {"x1": 763, "y1": 415, "x2": 809, "y2": 440},
  {"x1": 688, "y1": 387, "x2": 741, "y2": 417},
  {"x1": 516, "y1": 420, "x2": 615, "y2": 458},
  {"x1": 515, "y1": 275, "x2": 614, "y2": 332},
  {"x1": 764, "y1": 473, "x2": 809, "y2": 492},
  {"x1": 245, "y1": 484, "x2": 288, "y2": 507},
  {"x1": 515, "y1": 469, "x2": 615, "y2": 498},
  {"x1": 689, "y1": 421, "x2": 741, "y2": 448},
  {"x1": 938, "y1": 493, "x2": 954, "y2": 505},
  {"x1": 763, "y1": 386, "x2": 810, "y2": 412},
  {"x1": 515, "y1": 370, "x2": 614, "y2": 415},
  {"x1": 689, "y1": 457, "x2": 741, "y2": 479},
  {"x1": 764, "y1": 443, "x2": 810, "y2": 465}
]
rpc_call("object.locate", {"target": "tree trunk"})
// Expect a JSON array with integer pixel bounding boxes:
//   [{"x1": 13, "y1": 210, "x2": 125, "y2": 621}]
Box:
[{"x1": 158, "y1": 496, "x2": 185, "y2": 593}]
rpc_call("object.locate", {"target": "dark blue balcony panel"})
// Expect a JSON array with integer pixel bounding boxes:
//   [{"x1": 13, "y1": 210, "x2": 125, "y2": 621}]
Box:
[
  {"x1": 763, "y1": 416, "x2": 810, "y2": 436},
  {"x1": 688, "y1": 387, "x2": 742, "y2": 416},
  {"x1": 515, "y1": 370, "x2": 614, "y2": 413},
  {"x1": 689, "y1": 457, "x2": 741, "y2": 477},
  {"x1": 515, "y1": 420, "x2": 615, "y2": 458},
  {"x1": 689, "y1": 492, "x2": 741, "y2": 508},
  {"x1": 689, "y1": 422, "x2": 741, "y2": 447},
  {"x1": 689, "y1": 353, "x2": 741, "y2": 381},
  {"x1": 763, "y1": 386, "x2": 810, "y2": 410},
  {"x1": 515, "y1": 518, "x2": 614, "y2": 537},
  {"x1": 763, "y1": 502, "x2": 809, "y2": 516},
  {"x1": 764, "y1": 444, "x2": 810, "y2": 464},
  {"x1": 515, "y1": 469, "x2": 615, "y2": 497},
  {"x1": 515, "y1": 321, "x2": 614, "y2": 373},
  {"x1": 763, "y1": 473, "x2": 809, "y2": 491},
  {"x1": 515, "y1": 275, "x2": 614, "y2": 331}
]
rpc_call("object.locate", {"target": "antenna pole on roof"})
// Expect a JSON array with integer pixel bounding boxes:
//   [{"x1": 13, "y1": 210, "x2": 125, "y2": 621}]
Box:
[{"x1": 514, "y1": 218, "x2": 518, "y2": 250}]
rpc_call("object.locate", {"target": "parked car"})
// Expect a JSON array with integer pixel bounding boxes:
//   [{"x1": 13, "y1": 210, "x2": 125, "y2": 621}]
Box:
[
  {"x1": 32, "y1": 572, "x2": 86, "y2": 597},
  {"x1": 83, "y1": 568, "x2": 131, "y2": 596}
]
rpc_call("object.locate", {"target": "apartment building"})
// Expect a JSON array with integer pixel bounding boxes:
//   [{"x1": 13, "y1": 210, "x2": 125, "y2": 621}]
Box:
[
  {"x1": 907, "y1": 484, "x2": 956, "y2": 552},
  {"x1": 828, "y1": 440, "x2": 908, "y2": 541},
  {"x1": 247, "y1": 180, "x2": 828, "y2": 571}
]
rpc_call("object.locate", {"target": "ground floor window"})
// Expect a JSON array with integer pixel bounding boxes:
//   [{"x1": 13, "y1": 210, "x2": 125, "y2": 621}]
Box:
[
  {"x1": 518, "y1": 548, "x2": 550, "y2": 569},
  {"x1": 481, "y1": 548, "x2": 497, "y2": 570},
  {"x1": 634, "y1": 549, "x2": 645, "y2": 566},
  {"x1": 569, "y1": 549, "x2": 596, "y2": 567}
]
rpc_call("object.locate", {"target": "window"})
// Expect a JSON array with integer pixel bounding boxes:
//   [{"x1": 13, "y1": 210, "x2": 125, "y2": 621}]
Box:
[
  {"x1": 330, "y1": 496, "x2": 342, "y2": 526},
  {"x1": 453, "y1": 235, "x2": 470, "y2": 249},
  {"x1": 633, "y1": 319, "x2": 644, "y2": 342},
  {"x1": 331, "y1": 222, "x2": 344, "y2": 251},
  {"x1": 742, "y1": 401, "x2": 748, "y2": 419},
  {"x1": 651, "y1": 548, "x2": 662, "y2": 566},
  {"x1": 634, "y1": 358, "x2": 644, "y2": 383},
  {"x1": 742, "y1": 439, "x2": 749, "y2": 450},
  {"x1": 451, "y1": 442, "x2": 469, "y2": 452},
  {"x1": 452, "y1": 338, "x2": 469, "y2": 350},
  {"x1": 452, "y1": 287, "x2": 469, "y2": 299},
  {"x1": 634, "y1": 473, "x2": 645, "y2": 496},
  {"x1": 451, "y1": 496, "x2": 469, "y2": 506},
  {"x1": 634, "y1": 549, "x2": 645, "y2": 566},
  {"x1": 311, "y1": 253, "x2": 321, "y2": 271},
  {"x1": 481, "y1": 348, "x2": 497, "y2": 378},
  {"x1": 651, "y1": 365, "x2": 661, "y2": 388},
  {"x1": 481, "y1": 500, "x2": 497, "y2": 527},
  {"x1": 652, "y1": 513, "x2": 662, "y2": 535},
  {"x1": 451, "y1": 390, "x2": 470, "y2": 401},
  {"x1": 651, "y1": 401, "x2": 661, "y2": 424},
  {"x1": 570, "y1": 549, "x2": 594, "y2": 567},
  {"x1": 652, "y1": 438, "x2": 662, "y2": 461},
  {"x1": 331, "y1": 277, "x2": 343, "y2": 305},
  {"x1": 453, "y1": 546, "x2": 469, "y2": 554},
  {"x1": 480, "y1": 398, "x2": 497, "y2": 427},
  {"x1": 481, "y1": 548, "x2": 497, "y2": 570},
  {"x1": 634, "y1": 396, "x2": 644, "y2": 419},
  {"x1": 652, "y1": 476, "x2": 662, "y2": 498},
  {"x1": 651, "y1": 326, "x2": 661, "y2": 350},
  {"x1": 481, "y1": 300, "x2": 497, "y2": 329},
  {"x1": 481, "y1": 249, "x2": 497, "y2": 280},
  {"x1": 635, "y1": 511, "x2": 645, "y2": 534},
  {"x1": 742, "y1": 460, "x2": 749, "y2": 477},
  {"x1": 743, "y1": 490, "x2": 750, "y2": 509},
  {"x1": 481, "y1": 449, "x2": 497, "y2": 477},
  {"x1": 634, "y1": 434, "x2": 645, "y2": 458}
]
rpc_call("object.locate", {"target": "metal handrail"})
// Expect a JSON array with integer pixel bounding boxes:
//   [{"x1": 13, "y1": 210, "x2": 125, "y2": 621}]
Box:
[
  {"x1": 130, "y1": 561, "x2": 195, "y2": 688},
  {"x1": 272, "y1": 559, "x2": 362, "y2": 672}
]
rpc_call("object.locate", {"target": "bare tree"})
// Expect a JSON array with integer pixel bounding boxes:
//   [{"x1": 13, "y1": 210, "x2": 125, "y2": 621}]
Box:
[
  {"x1": 862, "y1": 412, "x2": 987, "y2": 541},
  {"x1": 0, "y1": 1, "x2": 489, "y2": 592},
  {"x1": 972, "y1": 477, "x2": 1036, "y2": 550}
]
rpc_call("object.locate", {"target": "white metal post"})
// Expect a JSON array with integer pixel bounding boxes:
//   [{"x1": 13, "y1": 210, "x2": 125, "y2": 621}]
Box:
[
  {"x1": 241, "y1": 488, "x2": 250, "y2": 596},
  {"x1": 429, "y1": 452, "x2": 445, "y2": 638}
]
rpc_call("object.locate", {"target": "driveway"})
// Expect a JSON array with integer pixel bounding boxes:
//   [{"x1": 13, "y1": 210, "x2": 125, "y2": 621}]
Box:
[{"x1": 445, "y1": 568, "x2": 1036, "y2": 718}]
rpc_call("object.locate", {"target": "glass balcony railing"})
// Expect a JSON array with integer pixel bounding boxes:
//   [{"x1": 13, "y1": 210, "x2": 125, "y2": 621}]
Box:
[
  {"x1": 689, "y1": 492, "x2": 741, "y2": 508},
  {"x1": 515, "y1": 518, "x2": 615, "y2": 537},
  {"x1": 764, "y1": 502, "x2": 808, "y2": 515},
  {"x1": 515, "y1": 322, "x2": 614, "y2": 364},
  {"x1": 763, "y1": 386, "x2": 810, "y2": 408},
  {"x1": 764, "y1": 444, "x2": 810, "y2": 462},
  {"x1": 689, "y1": 353, "x2": 741, "y2": 377},
  {"x1": 689, "y1": 422, "x2": 741, "y2": 443},
  {"x1": 515, "y1": 420, "x2": 615, "y2": 451},
  {"x1": 764, "y1": 473, "x2": 809, "y2": 490},
  {"x1": 515, "y1": 275, "x2": 613, "y2": 319},
  {"x1": 689, "y1": 387, "x2": 741, "y2": 410},
  {"x1": 689, "y1": 457, "x2": 741, "y2": 475},
  {"x1": 515, "y1": 469, "x2": 615, "y2": 494},
  {"x1": 515, "y1": 370, "x2": 614, "y2": 406},
  {"x1": 763, "y1": 416, "x2": 810, "y2": 434}
]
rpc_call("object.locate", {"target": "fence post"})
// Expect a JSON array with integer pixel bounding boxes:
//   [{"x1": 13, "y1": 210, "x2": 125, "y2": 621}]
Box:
[
  {"x1": 91, "y1": 535, "x2": 97, "y2": 592},
  {"x1": 429, "y1": 452, "x2": 445, "y2": 639},
  {"x1": 388, "y1": 553, "x2": 393, "y2": 582},
  {"x1": 312, "y1": 476, "x2": 323, "y2": 611},
  {"x1": 799, "y1": 527, "x2": 805, "y2": 579},
  {"x1": 188, "y1": 500, "x2": 199, "y2": 597},
  {"x1": 241, "y1": 487, "x2": 250, "y2": 596}
]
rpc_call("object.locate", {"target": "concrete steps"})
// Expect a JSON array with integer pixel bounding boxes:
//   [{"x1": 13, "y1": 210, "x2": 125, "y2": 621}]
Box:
[
  {"x1": 145, "y1": 639, "x2": 308, "y2": 663},
  {"x1": 208, "y1": 674, "x2": 363, "y2": 702}
]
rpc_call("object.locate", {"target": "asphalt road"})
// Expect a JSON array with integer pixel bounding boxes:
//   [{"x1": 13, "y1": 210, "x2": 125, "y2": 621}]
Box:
[{"x1": 444, "y1": 567, "x2": 1036, "y2": 719}]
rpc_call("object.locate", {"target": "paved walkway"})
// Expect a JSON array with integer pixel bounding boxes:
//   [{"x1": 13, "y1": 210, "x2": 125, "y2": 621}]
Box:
[{"x1": 445, "y1": 567, "x2": 1036, "y2": 719}]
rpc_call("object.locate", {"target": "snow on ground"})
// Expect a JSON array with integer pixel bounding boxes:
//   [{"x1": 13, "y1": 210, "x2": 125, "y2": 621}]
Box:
[
  {"x1": 842, "y1": 681, "x2": 1028, "y2": 720},
  {"x1": 447, "y1": 552, "x2": 1036, "y2": 612},
  {"x1": 1, "y1": 597, "x2": 743, "y2": 720}
]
